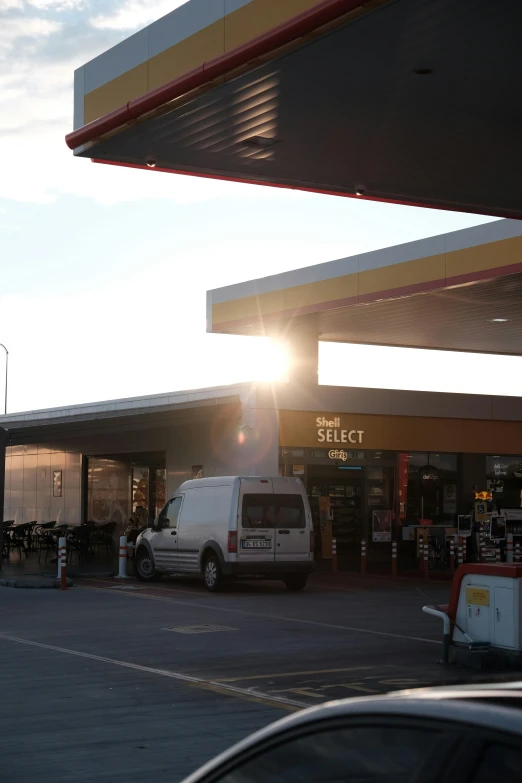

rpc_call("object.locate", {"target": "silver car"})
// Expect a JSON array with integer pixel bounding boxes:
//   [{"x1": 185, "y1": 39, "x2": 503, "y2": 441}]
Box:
[{"x1": 182, "y1": 684, "x2": 522, "y2": 783}]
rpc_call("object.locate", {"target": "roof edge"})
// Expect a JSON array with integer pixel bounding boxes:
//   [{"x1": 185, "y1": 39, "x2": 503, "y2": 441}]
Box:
[{"x1": 65, "y1": 0, "x2": 372, "y2": 151}]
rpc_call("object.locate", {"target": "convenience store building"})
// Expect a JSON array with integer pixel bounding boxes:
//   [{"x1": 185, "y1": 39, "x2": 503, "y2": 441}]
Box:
[{"x1": 2, "y1": 379, "x2": 522, "y2": 571}]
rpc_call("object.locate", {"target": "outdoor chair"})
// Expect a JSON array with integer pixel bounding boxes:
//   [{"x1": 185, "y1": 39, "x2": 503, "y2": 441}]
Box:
[
  {"x1": 91, "y1": 522, "x2": 117, "y2": 557},
  {"x1": 8, "y1": 523, "x2": 31, "y2": 560},
  {"x1": 66, "y1": 526, "x2": 92, "y2": 565}
]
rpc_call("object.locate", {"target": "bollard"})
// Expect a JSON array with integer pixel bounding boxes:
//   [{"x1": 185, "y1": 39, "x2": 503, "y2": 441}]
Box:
[
  {"x1": 116, "y1": 535, "x2": 129, "y2": 579},
  {"x1": 391, "y1": 540, "x2": 397, "y2": 578},
  {"x1": 479, "y1": 532, "x2": 485, "y2": 563},
  {"x1": 331, "y1": 538, "x2": 337, "y2": 574},
  {"x1": 495, "y1": 546, "x2": 501, "y2": 563},
  {"x1": 515, "y1": 541, "x2": 521, "y2": 562},
  {"x1": 418, "y1": 535, "x2": 424, "y2": 573},
  {"x1": 59, "y1": 536, "x2": 67, "y2": 591},
  {"x1": 361, "y1": 539, "x2": 367, "y2": 576},
  {"x1": 423, "y1": 606, "x2": 451, "y2": 665},
  {"x1": 449, "y1": 537, "x2": 455, "y2": 574},
  {"x1": 423, "y1": 539, "x2": 429, "y2": 579},
  {"x1": 506, "y1": 533, "x2": 514, "y2": 564},
  {"x1": 458, "y1": 542, "x2": 463, "y2": 569}
]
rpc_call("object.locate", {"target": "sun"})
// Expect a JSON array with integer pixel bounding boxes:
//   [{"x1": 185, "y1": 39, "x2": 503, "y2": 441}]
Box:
[{"x1": 252, "y1": 339, "x2": 290, "y2": 382}]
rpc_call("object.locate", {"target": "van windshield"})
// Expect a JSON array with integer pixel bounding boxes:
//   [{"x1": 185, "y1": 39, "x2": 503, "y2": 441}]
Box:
[{"x1": 242, "y1": 494, "x2": 305, "y2": 529}]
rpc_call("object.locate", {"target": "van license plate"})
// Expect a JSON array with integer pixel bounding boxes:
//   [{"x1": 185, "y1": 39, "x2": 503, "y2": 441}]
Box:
[{"x1": 242, "y1": 540, "x2": 271, "y2": 549}]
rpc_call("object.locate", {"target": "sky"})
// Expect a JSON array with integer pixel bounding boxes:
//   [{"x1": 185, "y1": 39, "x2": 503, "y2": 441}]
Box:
[{"x1": 0, "y1": 0, "x2": 518, "y2": 414}]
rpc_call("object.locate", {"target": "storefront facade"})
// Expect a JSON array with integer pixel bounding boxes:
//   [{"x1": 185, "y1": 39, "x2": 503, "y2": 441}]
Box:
[
  {"x1": 278, "y1": 409, "x2": 522, "y2": 570},
  {"x1": 2, "y1": 384, "x2": 522, "y2": 573}
]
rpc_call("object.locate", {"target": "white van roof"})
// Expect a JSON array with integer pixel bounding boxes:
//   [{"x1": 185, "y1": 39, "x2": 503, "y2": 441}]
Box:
[{"x1": 177, "y1": 476, "x2": 303, "y2": 491}]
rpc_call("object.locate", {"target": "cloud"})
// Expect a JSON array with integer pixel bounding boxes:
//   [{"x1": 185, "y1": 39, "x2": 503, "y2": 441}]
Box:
[
  {"x1": 28, "y1": 0, "x2": 84, "y2": 8},
  {"x1": 0, "y1": 17, "x2": 61, "y2": 56},
  {"x1": 91, "y1": 0, "x2": 188, "y2": 31},
  {"x1": 0, "y1": 0, "x2": 307, "y2": 206}
]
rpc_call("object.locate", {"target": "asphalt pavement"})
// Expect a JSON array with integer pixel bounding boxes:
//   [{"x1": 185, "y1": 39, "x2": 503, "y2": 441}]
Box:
[{"x1": 0, "y1": 574, "x2": 487, "y2": 783}]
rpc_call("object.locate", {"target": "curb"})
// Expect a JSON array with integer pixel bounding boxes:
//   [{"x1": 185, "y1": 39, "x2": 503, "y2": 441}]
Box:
[{"x1": 0, "y1": 576, "x2": 74, "y2": 589}]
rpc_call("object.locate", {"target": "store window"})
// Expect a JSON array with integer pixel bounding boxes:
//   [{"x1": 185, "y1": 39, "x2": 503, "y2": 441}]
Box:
[
  {"x1": 486, "y1": 456, "x2": 522, "y2": 509},
  {"x1": 401, "y1": 452, "x2": 458, "y2": 526}
]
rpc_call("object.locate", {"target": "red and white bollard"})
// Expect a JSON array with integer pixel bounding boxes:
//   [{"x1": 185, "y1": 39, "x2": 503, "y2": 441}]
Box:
[
  {"x1": 515, "y1": 541, "x2": 521, "y2": 562},
  {"x1": 495, "y1": 546, "x2": 501, "y2": 563},
  {"x1": 391, "y1": 540, "x2": 397, "y2": 578},
  {"x1": 361, "y1": 539, "x2": 367, "y2": 576},
  {"x1": 449, "y1": 537, "x2": 455, "y2": 574},
  {"x1": 58, "y1": 536, "x2": 67, "y2": 591},
  {"x1": 423, "y1": 539, "x2": 429, "y2": 579},
  {"x1": 458, "y1": 542, "x2": 463, "y2": 568},
  {"x1": 506, "y1": 533, "x2": 514, "y2": 564},
  {"x1": 331, "y1": 538, "x2": 337, "y2": 573},
  {"x1": 116, "y1": 535, "x2": 129, "y2": 579}
]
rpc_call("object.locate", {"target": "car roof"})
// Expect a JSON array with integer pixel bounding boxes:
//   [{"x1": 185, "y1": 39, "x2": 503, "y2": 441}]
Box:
[{"x1": 181, "y1": 688, "x2": 522, "y2": 783}]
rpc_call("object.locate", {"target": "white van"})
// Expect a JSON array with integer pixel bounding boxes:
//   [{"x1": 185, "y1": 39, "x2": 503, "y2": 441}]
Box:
[{"x1": 134, "y1": 476, "x2": 314, "y2": 591}]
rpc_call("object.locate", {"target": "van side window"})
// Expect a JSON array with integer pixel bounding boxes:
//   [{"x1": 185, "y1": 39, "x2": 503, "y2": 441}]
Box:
[
  {"x1": 241, "y1": 494, "x2": 305, "y2": 529},
  {"x1": 159, "y1": 497, "x2": 182, "y2": 529}
]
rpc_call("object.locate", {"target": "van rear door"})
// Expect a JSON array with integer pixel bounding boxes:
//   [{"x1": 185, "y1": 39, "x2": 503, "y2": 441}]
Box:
[
  {"x1": 238, "y1": 478, "x2": 275, "y2": 564},
  {"x1": 272, "y1": 478, "x2": 311, "y2": 564}
]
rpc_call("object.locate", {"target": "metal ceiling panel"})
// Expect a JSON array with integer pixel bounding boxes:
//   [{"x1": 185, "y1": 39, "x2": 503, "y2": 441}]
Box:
[{"x1": 81, "y1": 0, "x2": 522, "y2": 218}]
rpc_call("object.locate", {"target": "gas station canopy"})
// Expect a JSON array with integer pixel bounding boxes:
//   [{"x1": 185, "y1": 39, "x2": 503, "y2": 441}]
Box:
[
  {"x1": 207, "y1": 219, "x2": 522, "y2": 355},
  {"x1": 67, "y1": 0, "x2": 522, "y2": 219}
]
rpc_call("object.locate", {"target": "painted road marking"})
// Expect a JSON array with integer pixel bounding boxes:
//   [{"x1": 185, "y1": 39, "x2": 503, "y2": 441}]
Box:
[
  {"x1": 215, "y1": 666, "x2": 376, "y2": 682},
  {"x1": 108, "y1": 585, "x2": 141, "y2": 590},
  {"x1": 78, "y1": 585, "x2": 441, "y2": 646},
  {"x1": 0, "y1": 632, "x2": 305, "y2": 711},
  {"x1": 163, "y1": 624, "x2": 237, "y2": 634}
]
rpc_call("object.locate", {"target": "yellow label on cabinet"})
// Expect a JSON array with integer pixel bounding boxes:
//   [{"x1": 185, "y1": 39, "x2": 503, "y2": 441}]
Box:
[{"x1": 466, "y1": 587, "x2": 490, "y2": 606}]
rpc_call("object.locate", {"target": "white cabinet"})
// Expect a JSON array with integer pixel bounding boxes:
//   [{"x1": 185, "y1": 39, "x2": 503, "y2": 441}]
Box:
[
  {"x1": 466, "y1": 585, "x2": 490, "y2": 642},
  {"x1": 494, "y1": 586, "x2": 515, "y2": 648},
  {"x1": 453, "y1": 572, "x2": 522, "y2": 651}
]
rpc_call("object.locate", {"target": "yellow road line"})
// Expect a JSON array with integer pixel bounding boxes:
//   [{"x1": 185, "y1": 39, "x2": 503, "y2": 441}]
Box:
[{"x1": 215, "y1": 666, "x2": 375, "y2": 683}]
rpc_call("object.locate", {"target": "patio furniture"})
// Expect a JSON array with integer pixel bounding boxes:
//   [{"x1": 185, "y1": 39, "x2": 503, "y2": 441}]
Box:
[
  {"x1": 35, "y1": 525, "x2": 62, "y2": 563},
  {"x1": 8, "y1": 523, "x2": 32, "y2": 560},
  {"x1": 66, "y1": 526, "x2": 92, "y2": 565},
  {"x1": 91, "y1": 522, "x2": 117, "y2": 557}
]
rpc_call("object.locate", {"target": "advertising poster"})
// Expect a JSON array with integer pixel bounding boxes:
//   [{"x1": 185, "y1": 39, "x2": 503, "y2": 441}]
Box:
[
  {"x1": 319, "y1": 496, "x2": 333, "y2": 557},
  {"x1": 474, "y1": 501, "x2": 489, "y2": 523},
  {"x1": 398, "y1": 453, "x2": 409, "y2": 522},
  {"x1": 372, "y1": 510, "x2": 392, "y2": 542},
  {"x1": 444, "y1": 484, "x2": 457, "y2": 515}
]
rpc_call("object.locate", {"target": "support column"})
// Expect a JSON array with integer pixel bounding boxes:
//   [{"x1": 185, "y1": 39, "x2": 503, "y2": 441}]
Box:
[
  {"x1": 275, "y1": 315, "x2": 319, "y2": 386},
  {"x1": 0, "y1": 427, "x2": 7, "y2": 572}
]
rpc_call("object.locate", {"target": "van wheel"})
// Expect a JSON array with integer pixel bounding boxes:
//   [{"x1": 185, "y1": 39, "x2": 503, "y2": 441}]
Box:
[
  {"x1": 203, "y1": 554, "x2": 224, "y2": 592},
  {"x1": 135, "y1": 549, "x2": 157, "y2": 582},
  {"x1": 284, "y1": 574, "x2": 308, "y2": 592}
]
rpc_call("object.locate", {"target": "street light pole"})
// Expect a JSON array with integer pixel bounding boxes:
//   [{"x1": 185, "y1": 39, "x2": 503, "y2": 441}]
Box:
[{"x1": 0, "y1": 344, "x2": 7, "y2": 414}]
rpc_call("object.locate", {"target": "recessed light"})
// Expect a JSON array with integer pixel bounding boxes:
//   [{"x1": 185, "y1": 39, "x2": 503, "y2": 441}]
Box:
[
  {"x1": 355, "y1": 189, "x2": 365, "y2": 196},
  {"x1": 414, "y1": 68, "x2": 433, "y2": 76},
  {"x1": 244, "y1": 136, "x2": 278, "y2": 148},
  {"x1": 489, "y1": 318, "x2": 509, "y2": 323}
]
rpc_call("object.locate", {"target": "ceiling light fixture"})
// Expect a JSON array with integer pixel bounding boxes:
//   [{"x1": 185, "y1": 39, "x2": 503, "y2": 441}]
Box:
[
  {"x1": 145, "y1": 156, "x2": 157, "y2": 168},
  {"x1": 489, "y1": 318, "x2": 509, "y2": 323},
  {"x1": 355, "y1": 189, "x2": 365, "y2": 196},
  {"x1": 244, "y1": 136, "x2": 278, "y2": 148}
]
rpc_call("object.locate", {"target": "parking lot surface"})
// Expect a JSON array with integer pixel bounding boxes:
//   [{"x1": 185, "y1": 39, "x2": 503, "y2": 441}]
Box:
[{"x1": 0, "y1": 575, "x2": 487, "y2": 783}]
